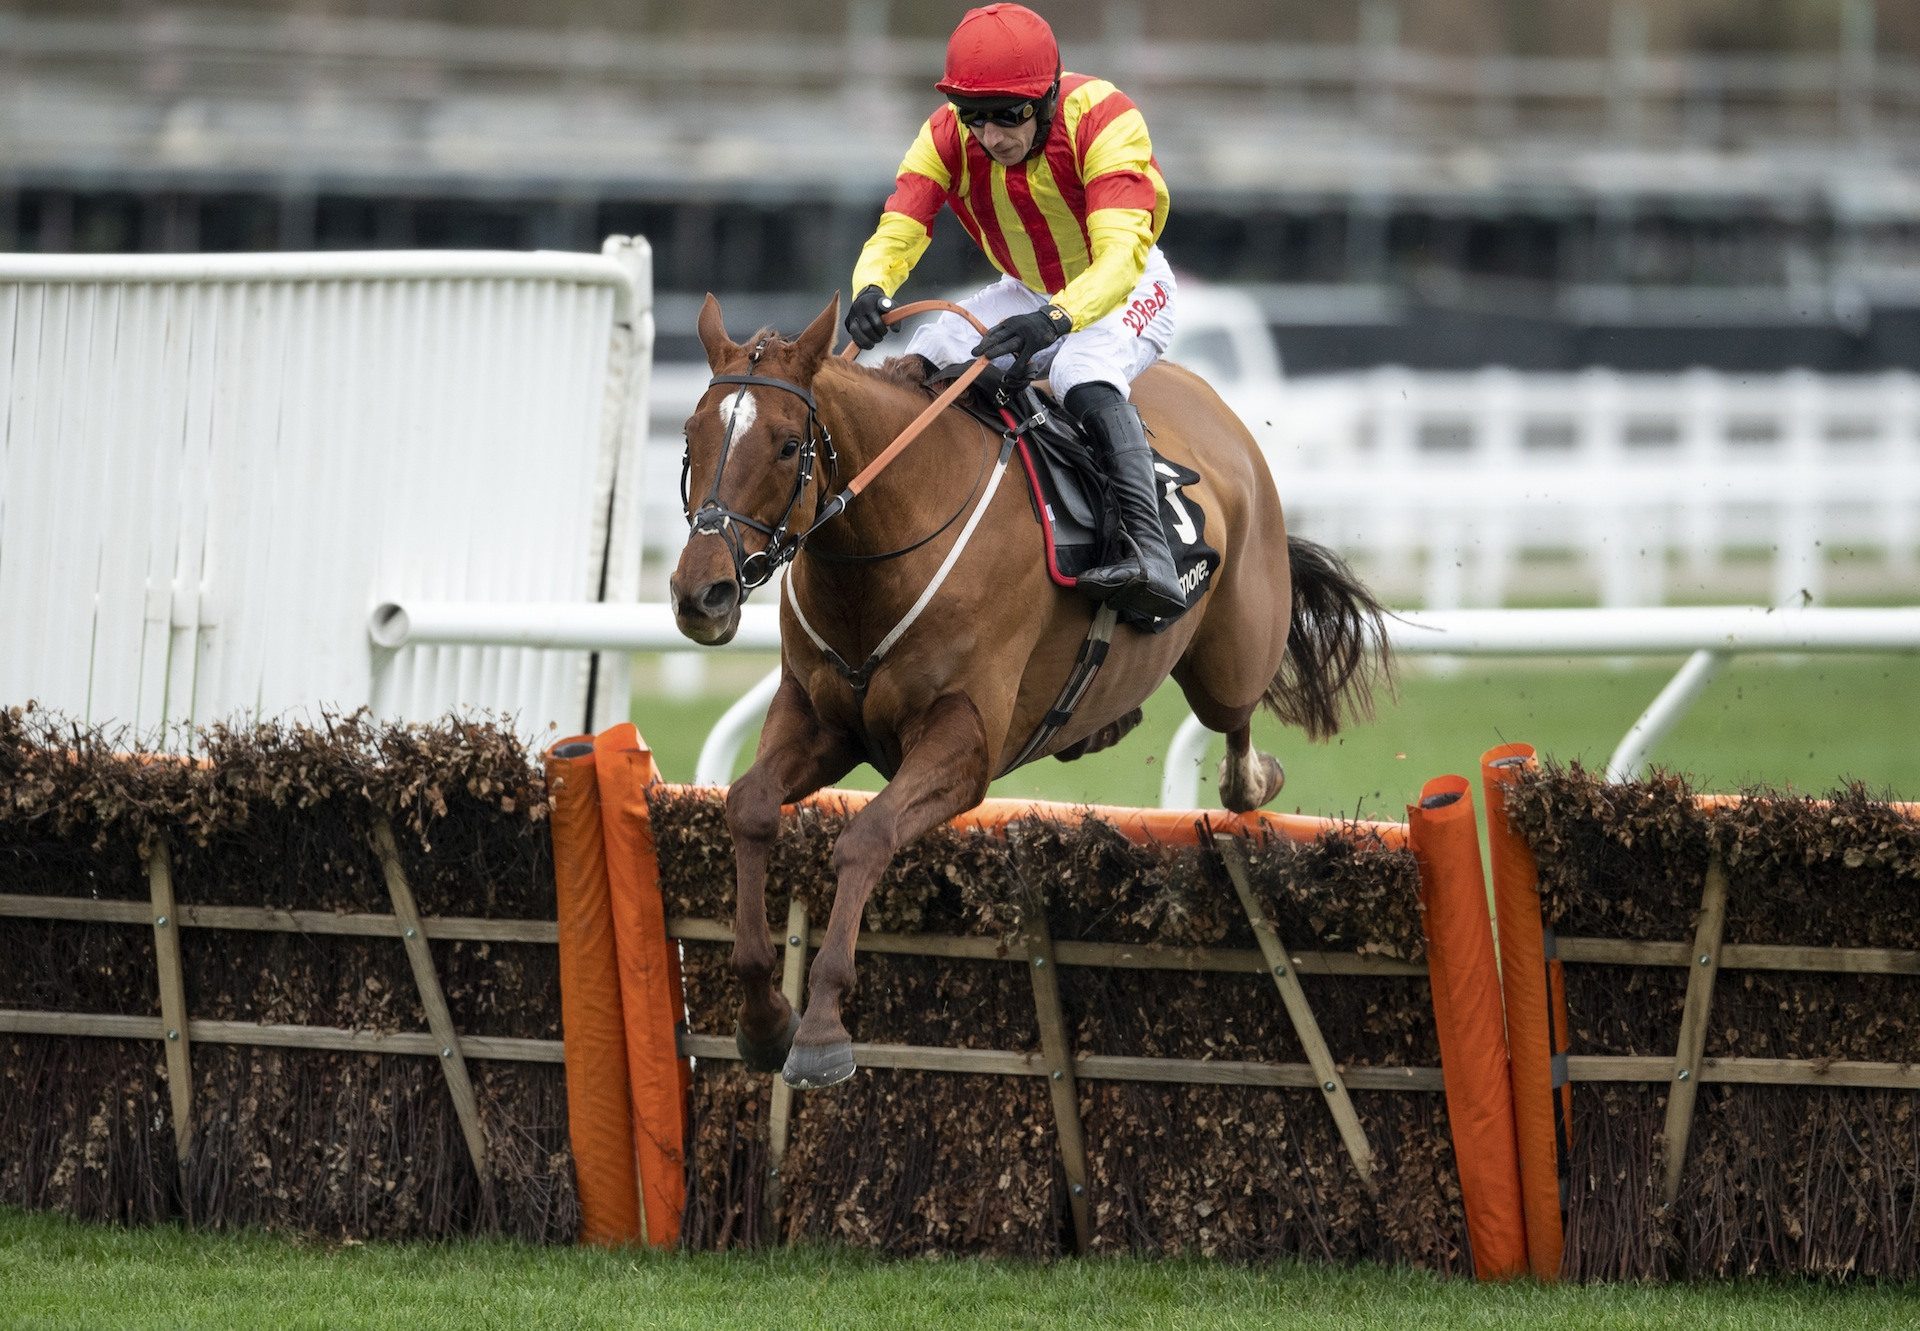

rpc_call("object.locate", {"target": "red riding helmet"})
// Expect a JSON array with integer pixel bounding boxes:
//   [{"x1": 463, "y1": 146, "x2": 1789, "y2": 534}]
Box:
[{"x1": 935, "y1": 4, "x2": 1060, "y2": 100}]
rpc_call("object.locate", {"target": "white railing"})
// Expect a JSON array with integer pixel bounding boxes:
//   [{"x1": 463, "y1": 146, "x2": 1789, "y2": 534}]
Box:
[
  {"x1": 1278, "y1": 367, "x2": 1920, "y2": 610},
  {"x1": 640, "y1": 363, "x2": 1920, "y2": 613},
  {"x1": 366, "y1": 601, "x2": 1920, "y2": 798},
  {"x1": 1, "y1": 241, "x2": 654, "y2": 744}
]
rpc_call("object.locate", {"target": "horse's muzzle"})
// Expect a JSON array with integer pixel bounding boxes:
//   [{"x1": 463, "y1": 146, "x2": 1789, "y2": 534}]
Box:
[{"x1": 673, "y1": 577, "x2": 742, "y2": 645}]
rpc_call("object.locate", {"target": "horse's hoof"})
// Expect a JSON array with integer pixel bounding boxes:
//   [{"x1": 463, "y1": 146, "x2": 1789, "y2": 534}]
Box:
[
  {"x1": 736, "y1": 1009, "x2": 799, "y2": 1074},
  {"x1": 782, "y1": 1040, "x2": 856, "y2": 1090},
  {"x1": 1257, "y1": 753, "x2": 1286, "y2": 803},
  {"x1": 1219, "y1": 750, "x2": 1286, "y2": 813}
]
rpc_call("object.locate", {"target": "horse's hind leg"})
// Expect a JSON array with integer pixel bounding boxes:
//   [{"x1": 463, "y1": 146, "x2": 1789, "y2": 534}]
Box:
[
  {"x1": 725, "y1": 674, "x2": 860, "y2": 1072},
  {"x1": 784, "y1": 693, "x2": 991, "y2": 1089},
  {"x1": 1172, "y1": 667, "x2": 1286, "y2": 814},
  {"x1": 1218, "y1": 723, "x2": 1286, "y2": 813},
  {"x1": 1172, "y1": 553, "x2": 1294, "y2": 811}
]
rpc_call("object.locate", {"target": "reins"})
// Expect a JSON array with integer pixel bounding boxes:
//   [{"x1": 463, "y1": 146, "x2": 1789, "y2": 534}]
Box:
[{"x1": 822, "y1": 301, "x2": 990, "y2": 519}]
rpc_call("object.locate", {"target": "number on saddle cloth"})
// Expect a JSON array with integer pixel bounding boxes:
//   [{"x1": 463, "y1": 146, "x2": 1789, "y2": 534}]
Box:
[{"x1": 928, "y1": 362, "x2": 1222, "y2": 633}]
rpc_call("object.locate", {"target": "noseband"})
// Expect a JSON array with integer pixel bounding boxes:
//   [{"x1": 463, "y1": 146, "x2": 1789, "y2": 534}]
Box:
[{"x1": 683, "y1": 340, "x2": 837, "y2": 592}]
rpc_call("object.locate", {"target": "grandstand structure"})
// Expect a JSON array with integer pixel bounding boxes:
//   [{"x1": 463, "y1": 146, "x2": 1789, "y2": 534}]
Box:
[{"x1": 5, "y1": 2, "x2": 1920, "y2": 368}]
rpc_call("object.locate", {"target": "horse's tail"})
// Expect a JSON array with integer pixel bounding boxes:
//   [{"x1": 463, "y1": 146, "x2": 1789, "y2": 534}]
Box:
[{"x1": 1262, "y1": 535, "x2": 1394, "y2": 741}]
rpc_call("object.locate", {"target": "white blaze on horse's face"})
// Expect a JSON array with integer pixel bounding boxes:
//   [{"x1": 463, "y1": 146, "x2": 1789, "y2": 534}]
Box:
[{"x1": 721, "y1": 387, "x2": 758, "y2": 439}]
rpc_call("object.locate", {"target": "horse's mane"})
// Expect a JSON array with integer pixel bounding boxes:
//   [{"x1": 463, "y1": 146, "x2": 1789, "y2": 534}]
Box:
[
  {"x1": 814, "y1": 350, "x2": 941, "y2": 406},
  {"x1": 739, "y1": 323, "x2": 940, "y2": 408}
]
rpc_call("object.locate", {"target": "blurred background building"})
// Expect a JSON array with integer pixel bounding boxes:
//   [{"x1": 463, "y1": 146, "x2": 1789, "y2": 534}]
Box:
[
  {"x1": 8, "y1": 0, "x2": 1920, "y2": 369},
  {"x1": 7, "y1": 1, "x2": 1919, "y2": 613}
]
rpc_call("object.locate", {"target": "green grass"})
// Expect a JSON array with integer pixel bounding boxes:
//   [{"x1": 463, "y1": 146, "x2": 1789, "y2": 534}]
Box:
[
  {"x1": 3, "y1": 1207, "x2": 1916, "y2": 1330},
  {"x1": 634, "y1": 654, "x2": 1920, "y2": 818}
]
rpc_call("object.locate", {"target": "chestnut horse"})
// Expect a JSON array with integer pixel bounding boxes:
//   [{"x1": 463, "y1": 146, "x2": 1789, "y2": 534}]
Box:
[{"x1": 671, "y1": 293, "x2": 1390, "y2": 1089}]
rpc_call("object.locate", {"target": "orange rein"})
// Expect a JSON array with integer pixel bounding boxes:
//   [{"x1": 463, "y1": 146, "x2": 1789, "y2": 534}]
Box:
[{"x1": 833, "y1": 300, "x2": 991, "y2": 500}]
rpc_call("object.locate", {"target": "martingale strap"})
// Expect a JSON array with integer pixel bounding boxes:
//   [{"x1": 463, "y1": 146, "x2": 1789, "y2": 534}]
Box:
[
  {"x1": 787, "y1": 434, "x2": 1018, "y2": 695},
  {"x1": 997, "y1": 604, "x2": 1120, "y2": 776}
]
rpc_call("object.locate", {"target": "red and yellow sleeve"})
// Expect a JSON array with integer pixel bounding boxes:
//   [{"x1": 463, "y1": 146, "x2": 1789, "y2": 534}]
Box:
[
  {"x1": 851, "y1": 116, "x2": 953, "y2": 297},
  {"x1": 1055, "y1": 89, "x2": 1168, "y2": 329}
]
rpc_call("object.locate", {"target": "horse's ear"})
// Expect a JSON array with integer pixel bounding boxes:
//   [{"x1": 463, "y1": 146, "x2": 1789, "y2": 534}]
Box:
[
  {"x1": 696, "y1": 293, "x2": 734, "y2": 369},
  {"x1": 793, "y1": 293, "x2": 841, "y2": 371}
]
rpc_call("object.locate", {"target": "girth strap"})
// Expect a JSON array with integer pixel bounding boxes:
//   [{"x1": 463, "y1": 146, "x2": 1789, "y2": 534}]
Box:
[{"x1": 997, "y1": 604, "x2": 1120, "y2": 776}]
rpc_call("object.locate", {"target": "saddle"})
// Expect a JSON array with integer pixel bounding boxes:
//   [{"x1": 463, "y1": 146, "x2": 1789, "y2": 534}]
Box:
[{"x1": 927, "y1": 362, "x2": 1221, "y2": 633}]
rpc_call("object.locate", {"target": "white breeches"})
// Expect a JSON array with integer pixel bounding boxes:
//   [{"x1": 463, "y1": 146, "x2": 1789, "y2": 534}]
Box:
[{"x1": 902, "y1": 247, "x2": 1177, "y2": 402}]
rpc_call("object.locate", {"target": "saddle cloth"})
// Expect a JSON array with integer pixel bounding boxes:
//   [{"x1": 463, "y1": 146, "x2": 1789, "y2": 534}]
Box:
[{"x1": 934, "y1": 364, "x2": 1221, "y2": 633}]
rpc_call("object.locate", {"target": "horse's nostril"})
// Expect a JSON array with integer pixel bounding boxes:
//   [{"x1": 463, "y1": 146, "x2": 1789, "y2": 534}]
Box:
[{"x1": 698, "y1": 580, "x2": 739, "y2": 617}]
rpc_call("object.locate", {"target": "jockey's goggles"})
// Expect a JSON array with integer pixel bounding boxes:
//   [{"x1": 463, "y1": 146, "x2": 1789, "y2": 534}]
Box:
[{"x1": 951, "y1": 98, "x2": 1039, "y2": 129}]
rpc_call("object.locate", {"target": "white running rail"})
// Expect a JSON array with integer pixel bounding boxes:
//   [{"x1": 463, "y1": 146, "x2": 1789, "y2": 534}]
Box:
[
  {"x1": 2, "y1": 241, "x2": 654, "y2": 744},
  {"x1": 367, "y1": 601, "x2": 1920, "y2": 796}
]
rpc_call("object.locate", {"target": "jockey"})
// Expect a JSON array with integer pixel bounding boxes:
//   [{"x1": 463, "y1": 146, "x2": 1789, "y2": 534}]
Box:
[{"x1": 844, "y1": 3, "x2": 1185, "y2": 618}]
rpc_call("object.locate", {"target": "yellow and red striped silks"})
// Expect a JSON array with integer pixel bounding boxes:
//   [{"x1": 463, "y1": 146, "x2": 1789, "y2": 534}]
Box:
[{"x1": 851, "y1": 73, "x2": 1170, "y2": 331}]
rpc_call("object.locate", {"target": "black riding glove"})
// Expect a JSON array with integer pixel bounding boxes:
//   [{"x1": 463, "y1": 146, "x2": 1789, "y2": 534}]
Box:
[
  {"x1": 846, "y1": 285, "x2": 895, "y2": 350},
  {"x1": 972, "y1": 304, "x2": 1073, "y2": 369}
]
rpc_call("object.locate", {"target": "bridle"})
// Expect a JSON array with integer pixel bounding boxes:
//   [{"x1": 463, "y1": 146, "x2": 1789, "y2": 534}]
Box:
[
  {"x1": 681, "y1": 303, "x2": 991, "y2": 597},
  {"x1": 682, "y1": 338, "x2": 838, "y2": 592}
]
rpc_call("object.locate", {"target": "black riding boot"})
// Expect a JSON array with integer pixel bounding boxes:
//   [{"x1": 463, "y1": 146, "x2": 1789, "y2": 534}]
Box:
[{"x1": 1068, "y1": 384, "x2": 1187, "y2": 619}]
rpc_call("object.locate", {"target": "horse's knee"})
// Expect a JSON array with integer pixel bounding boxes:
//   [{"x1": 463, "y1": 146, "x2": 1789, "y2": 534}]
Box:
[
  {"x1": 725, "y1": 775, "x2": 780, "y2": 846},
  {"x1": 829, "y1": 814, "x2": 896, "y2": 881}
]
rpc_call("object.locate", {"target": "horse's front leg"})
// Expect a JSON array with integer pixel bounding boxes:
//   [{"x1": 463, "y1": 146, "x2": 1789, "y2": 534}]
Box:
[
  {"x1": 783, "y1": 693, "x2": 992, "y2": 1089},
  {"x1": 725, "y1": 673, "x2": 860, "y2": 1072}
]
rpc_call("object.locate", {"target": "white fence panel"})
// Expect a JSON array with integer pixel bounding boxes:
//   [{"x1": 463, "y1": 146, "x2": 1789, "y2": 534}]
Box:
[
  {"x1": 0, "y1": 243, "x2": 653, "y2": 745},
  {"x1": 1278, "y1": 366, "x2": 1920, "y2": 608}
]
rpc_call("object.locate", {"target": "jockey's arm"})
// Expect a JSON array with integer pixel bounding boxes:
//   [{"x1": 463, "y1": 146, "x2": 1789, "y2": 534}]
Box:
[
  {"x1": 850, "y1": 119, "x2": 951, "y2": 298},
  {"x1": 1051, "y1": 206, "x2": 1155, "y2": 330},
  {"x1": 1052, "y1": 97, "x2": 1163, "y2": 329}
]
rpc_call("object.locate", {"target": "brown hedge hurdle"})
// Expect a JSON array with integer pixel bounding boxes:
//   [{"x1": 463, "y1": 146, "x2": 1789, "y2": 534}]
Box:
[
  {"x1": 7, "y1": 703, "x2": 1918, "y2": 1283},
  {"x1": 0, "y1": 705, "x2": 574, "y2": 1242}
]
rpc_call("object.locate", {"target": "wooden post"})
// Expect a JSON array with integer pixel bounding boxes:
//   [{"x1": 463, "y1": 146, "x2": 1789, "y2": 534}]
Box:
[
  {"x1": 1661, "y1": 853, "x2": 1731, "y2": 1206},
  {"x1": 373, "y1": 818, "x2": 495, "y2": 1206},
  {"x1": 1011, "y1": 858, "x2": 1092, "y2": 1254},
  {"x1": 145, "y1": 837, "x2": 194, "y2": 1167},
  {"x1": 1215, "y1": 835, "x2": 1376, "y2": 1191},
  {"x1": 766, "y1": 897, "x2": 808, "y2": 1232}
]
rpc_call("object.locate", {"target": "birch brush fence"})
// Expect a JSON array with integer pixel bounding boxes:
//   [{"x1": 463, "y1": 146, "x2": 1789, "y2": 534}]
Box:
[
  {"x1": 0, "y1": 706, "x2": 574, "y2": 1241},
  {"x1": 5, "y1": 704, "x2": 1916, "y2": 1282}
]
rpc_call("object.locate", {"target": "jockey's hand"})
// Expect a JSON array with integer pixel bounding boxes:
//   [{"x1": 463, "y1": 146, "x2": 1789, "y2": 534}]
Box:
[
  {"x1": 846, "y1": 285, "x2": 895, "y2": 350},
  {"x1": 972, "y1": 304, "x2": 1073, "y2": 370}
]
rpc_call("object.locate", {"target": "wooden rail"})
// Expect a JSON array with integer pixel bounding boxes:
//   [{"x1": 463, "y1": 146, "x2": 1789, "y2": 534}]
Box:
[
  {"x1": 1, "y1": 833, "x2": 563, "y2": 1208},
  {"x1": 0, "y1": 1010, "x2": 561, "y2": 1062},
  {"x1": 0, "y1": 892, "x2": 556, "y2": 941}
]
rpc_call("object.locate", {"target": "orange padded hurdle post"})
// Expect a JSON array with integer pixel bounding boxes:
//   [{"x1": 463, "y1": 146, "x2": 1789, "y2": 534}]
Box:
[
  {"x1": 594, "y1": 723, "x2": 690, "y2": 1248},
  {"x1": 545, "y1": 734, "x2": 642, "y2": 1245},
  {"x1": 1481, "y1": 742, "x2": 1565, "y2": 1281},
  {"x1": 1407, "y1": 774, "x2": 1529, "y2": 1279}
]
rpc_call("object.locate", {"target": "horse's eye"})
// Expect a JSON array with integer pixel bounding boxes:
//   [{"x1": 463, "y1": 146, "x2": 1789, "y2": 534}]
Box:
[{"x1": 780, "y1": 437, "x2": 801, "y2": 460}]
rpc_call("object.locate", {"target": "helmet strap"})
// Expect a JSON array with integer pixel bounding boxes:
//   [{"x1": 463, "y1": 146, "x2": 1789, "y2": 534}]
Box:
[{"x1": 1025, "y1": 76, "x2": 1061, "y2": 159}]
